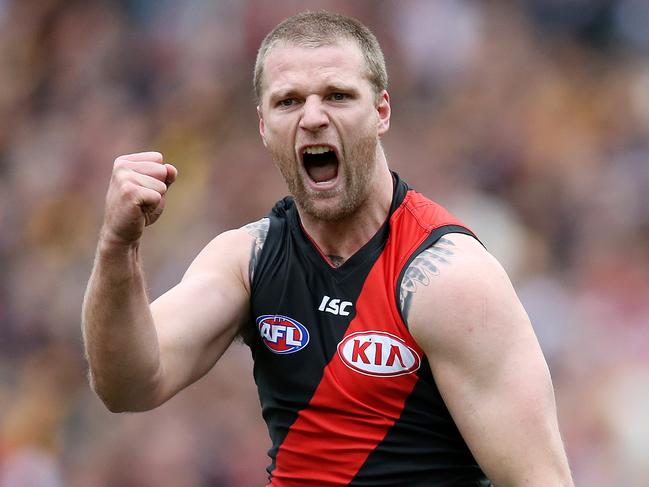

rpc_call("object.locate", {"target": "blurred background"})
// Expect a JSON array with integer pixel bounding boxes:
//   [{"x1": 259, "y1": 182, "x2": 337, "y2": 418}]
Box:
[{"x1": 1, "y1": 0, "x2": 648, "y2": 485}]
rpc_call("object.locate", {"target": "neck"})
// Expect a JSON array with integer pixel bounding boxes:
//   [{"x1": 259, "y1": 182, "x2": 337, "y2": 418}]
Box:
[{"x1": 297, "y1": 153, "x2": 394, "y2": 265}]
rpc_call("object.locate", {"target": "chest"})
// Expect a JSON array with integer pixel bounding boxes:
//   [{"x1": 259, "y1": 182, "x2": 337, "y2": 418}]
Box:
[{"x1": 248, "y1": 238, "x2": 424, "y2": 409}]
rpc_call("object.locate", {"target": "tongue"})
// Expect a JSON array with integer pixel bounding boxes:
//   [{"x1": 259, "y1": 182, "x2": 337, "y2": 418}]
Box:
[{"x1": 307, "y1": 161, "x2": 338, "y2": 183}]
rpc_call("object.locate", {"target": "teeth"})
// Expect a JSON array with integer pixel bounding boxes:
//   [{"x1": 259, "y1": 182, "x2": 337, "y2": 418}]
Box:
[{"x1": 303, "y1": 146, "x2": 332, "y2": 155}]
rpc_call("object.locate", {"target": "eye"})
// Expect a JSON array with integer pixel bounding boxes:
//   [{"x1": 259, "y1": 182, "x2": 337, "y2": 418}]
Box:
[
  {"x1": 328, "y1": 93, "x2": 348, "y2": 102},
  {"x1": 277, "y1": 98, "x2": 298, "y2": 108}
]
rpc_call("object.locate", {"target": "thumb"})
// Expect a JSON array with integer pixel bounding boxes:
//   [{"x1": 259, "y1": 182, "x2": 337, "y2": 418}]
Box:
[{"x1": 164, "y1": 164, "x2": 178, "y2": 186}]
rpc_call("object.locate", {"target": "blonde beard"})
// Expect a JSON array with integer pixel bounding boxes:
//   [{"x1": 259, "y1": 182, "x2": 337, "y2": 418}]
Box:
[{"x1": 272, "y1": 134, "x2": 379, "y2": 222}]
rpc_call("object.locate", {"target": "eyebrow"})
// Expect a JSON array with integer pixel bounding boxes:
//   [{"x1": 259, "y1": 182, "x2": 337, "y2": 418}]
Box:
[
  {"x1": 324, "y1": 82, "x2": 357, "y2": 93},
  {"x1": 269, "y1": 88, "x2": 299, "y2": 102},
  {"x1": 269, "y1": 83, "x2": 359, "y2": 102}
]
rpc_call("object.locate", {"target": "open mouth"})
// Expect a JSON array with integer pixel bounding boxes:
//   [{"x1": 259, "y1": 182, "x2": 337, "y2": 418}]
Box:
[{"x1": 302, "y1": 146, "x2": 339, "y2": 185}]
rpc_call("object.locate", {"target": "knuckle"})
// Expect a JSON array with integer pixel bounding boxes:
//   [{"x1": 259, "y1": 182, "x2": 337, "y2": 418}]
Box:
[
  {"x1": 114, "y1": 155, "x2": 130, "y2": 166},
  {"x1": 111, "y1": 164, "x2": 127, "y2": 178},
  {"x1": 113, "y1": 159, "x2": 134, "y2": 175},
  {"x1": 111, "y1": 169, "x2": 131, "y2": 190},
  {"x1": 121, "y1": 181, "x2": 139, "y2": 199}
]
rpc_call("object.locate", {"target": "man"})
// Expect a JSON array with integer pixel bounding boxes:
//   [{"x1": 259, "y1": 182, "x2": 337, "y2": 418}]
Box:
[{"x1": 82, "y1": 11, "x2": 574, "y2": 487}]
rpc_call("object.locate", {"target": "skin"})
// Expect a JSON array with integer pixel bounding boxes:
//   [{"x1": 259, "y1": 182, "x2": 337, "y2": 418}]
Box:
[
  {"x1": 258, "y1": 40, "x2": 393, "y2": 262},
  {"x1": 401, "y1": 235, "x2": 574, "y2": 486},
  {"x1": 82, "y1": 39, "x2": 573, "y2": 485},
  {"x1": 82, "y1": 151, "x2": 252, "y2": 410}
]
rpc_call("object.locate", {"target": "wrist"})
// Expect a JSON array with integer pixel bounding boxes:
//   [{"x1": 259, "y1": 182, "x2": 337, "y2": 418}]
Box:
[
  {"x1": 98, "y1": 226, "x2": 140, "y2": 250},
  {"x1": 96, "y1": 227, "x2": 142, "y2": 264}
]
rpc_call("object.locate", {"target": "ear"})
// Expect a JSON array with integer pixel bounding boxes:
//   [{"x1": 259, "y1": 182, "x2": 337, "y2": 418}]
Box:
[
  {"x1": 376, "y1": 90, "x2": 391, "y2": 136},
  {"x1": 257, "y1": 106, "x2": 267, "y2": 147}
]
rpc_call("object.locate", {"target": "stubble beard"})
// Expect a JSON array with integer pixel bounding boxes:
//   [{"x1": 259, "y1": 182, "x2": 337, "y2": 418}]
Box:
[{"x1": 271, "y1": 133, "x2": 379, "y2": 222}]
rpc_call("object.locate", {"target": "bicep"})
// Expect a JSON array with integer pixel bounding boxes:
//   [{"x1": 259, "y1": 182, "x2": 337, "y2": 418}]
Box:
[
  {"x1": 149, "y1": 229, "x2": 254, "y2": 400},
  {"x1": 406, "y1": 237, "x2": 570, "y2": 485}
]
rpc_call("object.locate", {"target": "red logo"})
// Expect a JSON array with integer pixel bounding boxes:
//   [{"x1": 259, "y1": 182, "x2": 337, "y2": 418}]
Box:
[{"x1": 337, "y1": 331, "x2": 421, "y2": 377}]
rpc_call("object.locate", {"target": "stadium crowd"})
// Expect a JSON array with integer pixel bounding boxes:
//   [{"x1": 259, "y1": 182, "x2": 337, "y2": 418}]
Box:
[{"x1": 1, "y1": 0, "x2": 648, "y2": 485}]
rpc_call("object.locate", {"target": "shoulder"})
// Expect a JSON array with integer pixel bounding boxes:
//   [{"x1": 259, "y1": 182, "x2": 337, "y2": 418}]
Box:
[
  {"x1": 399, "y1": 233, "x2": 489, "y2": 321},
  {"x1": 401, "y1": 233, "x2": 528, "y2": 357},
  {"x1": 242, "y1": 217, "x2": 270, "y2": 237},
  {"x1": 183, "y1": 218, "x2": 270, "y2": 294}
]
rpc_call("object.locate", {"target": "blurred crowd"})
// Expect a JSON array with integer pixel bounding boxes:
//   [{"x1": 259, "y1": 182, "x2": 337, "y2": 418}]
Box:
[{"x1": 1, "y1": 0, "x2": 648, "y2": 485}]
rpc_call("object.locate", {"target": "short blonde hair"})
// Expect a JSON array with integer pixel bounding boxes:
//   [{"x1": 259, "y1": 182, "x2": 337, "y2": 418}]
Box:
[{"x1": 253, "y1": 11, "x2": 388, "y2": 104}]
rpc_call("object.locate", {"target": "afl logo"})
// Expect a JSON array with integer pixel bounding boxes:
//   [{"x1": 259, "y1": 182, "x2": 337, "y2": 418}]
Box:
[
  {"x1": 257, "y1": 315, "x2": 310, "y2": 354},
  {"x1": 337, "y1": 331, "x2": 421, "y2": 377}
]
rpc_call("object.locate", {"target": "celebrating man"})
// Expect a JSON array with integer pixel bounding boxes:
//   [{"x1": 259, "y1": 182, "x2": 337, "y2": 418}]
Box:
[{"x1": 83, "y1": 11, "x2": 574, "y2": 486}]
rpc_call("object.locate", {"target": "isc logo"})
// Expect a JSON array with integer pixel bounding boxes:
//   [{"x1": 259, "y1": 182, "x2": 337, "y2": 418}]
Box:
[
  {"x1": 256, "y1": 315, "x2": 310, "y2": 354},
  {"x1": 337, "y1": 331, "x2": 421, "y2": 377},
  {"x1": 318, "y1": 295, "x2": 353, "y2": 316}
]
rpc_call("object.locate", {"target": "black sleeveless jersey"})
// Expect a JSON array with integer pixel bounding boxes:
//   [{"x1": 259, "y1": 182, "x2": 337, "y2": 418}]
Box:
[{"x1": 247, "y1": 174, "x2": 491, "y2": 486}]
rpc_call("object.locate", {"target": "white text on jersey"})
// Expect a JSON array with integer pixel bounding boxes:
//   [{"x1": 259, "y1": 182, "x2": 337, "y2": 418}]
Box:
[{"x1": 318, "y1": 295, "x2": 352, "y2": 316}]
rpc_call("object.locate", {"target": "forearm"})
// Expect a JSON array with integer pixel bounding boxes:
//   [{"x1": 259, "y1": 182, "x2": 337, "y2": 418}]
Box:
[{"x1": 82, "y1": 237, "x2": 162, "y2": 412}]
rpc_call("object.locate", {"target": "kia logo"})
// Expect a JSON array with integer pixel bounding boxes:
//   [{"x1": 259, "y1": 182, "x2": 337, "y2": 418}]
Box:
[{"x1": 337, "y1": 331, "x2": 421, "y2": 377}]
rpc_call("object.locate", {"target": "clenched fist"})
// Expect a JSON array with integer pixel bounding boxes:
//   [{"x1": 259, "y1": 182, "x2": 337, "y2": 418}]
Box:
[{"x1": 102, "y1": 152, "x2": 178, "y2": 246}]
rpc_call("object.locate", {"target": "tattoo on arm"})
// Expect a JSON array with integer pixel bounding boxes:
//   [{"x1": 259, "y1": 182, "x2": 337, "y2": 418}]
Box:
[
  {"x1": 399, "y1": 237, "x2": 455, "y2": 323},
  {"x1": 244, "y1": 218, "x2": 270, "y2": 284}
]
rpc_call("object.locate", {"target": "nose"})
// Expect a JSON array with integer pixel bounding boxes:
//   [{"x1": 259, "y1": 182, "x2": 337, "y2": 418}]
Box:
[{"x1": 299, "y1": 96, "x2": 329, "y2": 132}]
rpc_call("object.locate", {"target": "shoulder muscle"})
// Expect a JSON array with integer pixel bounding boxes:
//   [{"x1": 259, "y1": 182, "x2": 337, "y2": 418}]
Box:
[
  {"x1": 405, "y1": 233, "x2": 528, "y2": 357},
  {"x1": 399, "y1": 235, "x2": 458, "y2": 325}
]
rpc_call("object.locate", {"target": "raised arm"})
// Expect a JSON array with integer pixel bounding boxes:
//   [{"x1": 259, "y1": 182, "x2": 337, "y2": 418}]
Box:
[
  {"x1": 81, "y1": 152, "x2": 257, "y2": 412},
  {"x1": 401, "y1": 233, "x2": 573, "y2": 486}
]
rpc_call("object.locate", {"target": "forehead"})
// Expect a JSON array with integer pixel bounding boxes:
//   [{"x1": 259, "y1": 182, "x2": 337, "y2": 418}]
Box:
[{"x1": 262, "y1": 40, "x2": 369, "y2": 97}]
